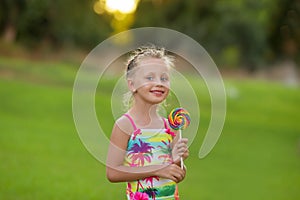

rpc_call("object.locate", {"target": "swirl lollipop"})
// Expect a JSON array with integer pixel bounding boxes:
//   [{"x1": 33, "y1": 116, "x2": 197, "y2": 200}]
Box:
[
  {"x1": 168, "y1": 108, "x2": 191, "y2": 130},
  {"x1": 168, "y1": 108, "x2": 191, "y2": 168}
]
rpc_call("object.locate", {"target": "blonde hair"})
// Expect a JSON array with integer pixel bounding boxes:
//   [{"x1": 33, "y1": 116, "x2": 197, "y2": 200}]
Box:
[
  {"x1": 123, "y1": 45, "x2": 174, "y2": 110},
  {"x1": 126, "y1": 45, "x2": 174, "y2": 79}
]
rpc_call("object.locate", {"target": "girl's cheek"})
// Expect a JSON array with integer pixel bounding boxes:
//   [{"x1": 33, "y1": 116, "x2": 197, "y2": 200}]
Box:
[
  {"x1": 164, "y1": 82, "x2": 170, "y2": 88},
  {"x1": 135, "y1": 80, "x2": 151, "y2": 88}
]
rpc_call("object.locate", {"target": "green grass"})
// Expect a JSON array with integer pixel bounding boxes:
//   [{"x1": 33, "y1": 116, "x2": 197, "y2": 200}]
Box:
[{"x1": 0, "y1": 57, "x2": 300, "y2": 199}]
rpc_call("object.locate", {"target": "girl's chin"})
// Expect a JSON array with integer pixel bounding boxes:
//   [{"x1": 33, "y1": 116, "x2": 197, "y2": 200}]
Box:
[{"x1": 149, "y1": 97, "x2": 166, "y2": 104}]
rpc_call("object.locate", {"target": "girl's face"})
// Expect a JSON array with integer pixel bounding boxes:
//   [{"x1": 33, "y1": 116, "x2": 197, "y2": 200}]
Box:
[{"x1": 129, "y1": 57, "x2": 170, "y2": 105}]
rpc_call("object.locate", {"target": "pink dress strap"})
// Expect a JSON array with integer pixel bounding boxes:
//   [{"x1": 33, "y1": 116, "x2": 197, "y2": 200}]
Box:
[
  {"x1": 123, "y1": 113, "x2": 138, "y2": 130},
  {"x1": 123, "y1": 113, "x2": 141, "y2": 140},
  {"x1": 162, "y1": 117, "x2": 168, "y2": 129},
  {"x1": 162, "y1": 118, "x2": 176, "y2": 138}
]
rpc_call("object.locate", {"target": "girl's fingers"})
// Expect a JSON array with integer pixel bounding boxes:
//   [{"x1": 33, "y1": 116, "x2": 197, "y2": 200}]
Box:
[
  {"x1": 172, "y1": 138, "x2": 189, "y2": 162},
  {"x1": 176, "y1": 139, "x2": 188, "y2": 147},
  {"x1": 171, "y1": 165, "x2": 185, "y2": 182},
  {"x1": 177, "y1": 145, "x2": 188, "y2": 155},
  {"x1": 163, "y1": 164, "x2": 185, "y2": 182}
]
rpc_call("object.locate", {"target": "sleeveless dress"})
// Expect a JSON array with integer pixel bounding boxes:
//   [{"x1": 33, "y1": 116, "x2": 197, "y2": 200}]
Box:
[{"x1": 123, "y1": 114, "x2": 180, "y2": 200}]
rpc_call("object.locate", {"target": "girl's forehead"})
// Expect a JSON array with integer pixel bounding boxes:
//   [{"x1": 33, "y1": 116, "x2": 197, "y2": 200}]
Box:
[
  {"x1": 137, "y1": 57, "x2": 169, "y2": 73},
  {"x1": 138, "y1": 57, "x2": 166, "y2": 66}
]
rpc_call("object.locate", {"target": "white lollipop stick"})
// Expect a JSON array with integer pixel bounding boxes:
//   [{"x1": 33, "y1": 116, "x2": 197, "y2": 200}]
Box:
[{"x1": 179, "y1": 129, "x2": 183, "y2": 169}]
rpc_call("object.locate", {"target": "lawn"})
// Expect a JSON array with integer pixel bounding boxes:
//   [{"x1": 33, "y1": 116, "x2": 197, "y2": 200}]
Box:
[{"x1": 0, "y1": 57, "x2": 299, "y2": 199}]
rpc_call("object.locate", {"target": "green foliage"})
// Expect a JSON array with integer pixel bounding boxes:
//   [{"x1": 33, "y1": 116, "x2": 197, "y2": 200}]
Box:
[
  {"x1": 134, "y1": 0, "x2": 298, "y2": 70},
  {"x1": 268, "y1": 0, "x2": 300, "y2": 62},
  {"x1": 0, "y1": 0, "x2": 299, "y2": 67},
  {"x1": 220, "y1": 46, "x2": 240, "y2": 68},
  {"x1": 0, "y1": 0, "x2": 112, "y2": 49}
]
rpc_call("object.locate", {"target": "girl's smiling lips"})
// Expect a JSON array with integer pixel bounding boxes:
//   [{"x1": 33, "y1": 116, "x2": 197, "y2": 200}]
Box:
[{"x1": 150, "y1": 89, "x2": 165, "y2": 95}]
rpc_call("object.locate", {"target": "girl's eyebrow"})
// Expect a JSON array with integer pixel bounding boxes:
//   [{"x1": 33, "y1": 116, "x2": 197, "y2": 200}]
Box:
[
  {"x1": 160, "y1": 72, "x2": 170, "y2": 77},
  {"x1": 144, "y1": 71, "x2": 155, "y2": 75},
  {"x1": 142, "y1": 71, "x2": 170, "y2": 76}
]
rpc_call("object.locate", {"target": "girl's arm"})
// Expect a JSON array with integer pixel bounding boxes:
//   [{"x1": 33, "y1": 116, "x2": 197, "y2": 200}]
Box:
[{"x1": 106, "y1": 118, "x2": 186, "y2": 183}]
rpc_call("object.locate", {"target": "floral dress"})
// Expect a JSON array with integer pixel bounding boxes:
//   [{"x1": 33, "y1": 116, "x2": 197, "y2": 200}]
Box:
[{"x1": 123, "y1": 114, "x2": 180, "y2": 200}]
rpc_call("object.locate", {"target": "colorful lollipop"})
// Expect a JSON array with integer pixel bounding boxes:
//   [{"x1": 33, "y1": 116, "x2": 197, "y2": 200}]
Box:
[
  {"x1": 168, "y1": 108, "x2": 191, "y2": 169},
  {"x1": 168, "y1": 108, "x2": 191, "y2": 130}
]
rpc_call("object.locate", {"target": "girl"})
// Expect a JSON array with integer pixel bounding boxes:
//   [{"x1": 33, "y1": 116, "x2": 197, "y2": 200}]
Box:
[{"x1": 106, "y1": 46, "x2": 189, "y2": 200}]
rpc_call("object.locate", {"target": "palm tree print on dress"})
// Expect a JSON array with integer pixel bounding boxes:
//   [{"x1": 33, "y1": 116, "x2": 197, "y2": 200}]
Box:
[
  {"x1": 144, "y1": 176, "x2": 160, "y2": 199},
  {"x1": 143, "y1": 187, "x2": 159, "y2": 199},
  {"x1": 157, "y1": 139, "x2": 172, "y2": 164},
  {"x1": 128, "y1": 139, "x2": 154, "y2": 166}
]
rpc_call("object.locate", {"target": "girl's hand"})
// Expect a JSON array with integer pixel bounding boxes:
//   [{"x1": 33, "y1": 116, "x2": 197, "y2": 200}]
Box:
[
  {"x1": 172, "y1": 138, "x2": 189, "y2": 164},
  {"x1": 155, "y1": 164, "x2": 186, "y2": 183}
]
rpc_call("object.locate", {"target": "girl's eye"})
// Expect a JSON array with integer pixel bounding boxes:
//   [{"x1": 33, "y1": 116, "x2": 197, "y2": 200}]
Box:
[
  {"x1": 161, "y1": 77, "x2": 169, "y2": 82},
  {"x1": 146, "y1": 76, "x2": 153, "y2": 81}
]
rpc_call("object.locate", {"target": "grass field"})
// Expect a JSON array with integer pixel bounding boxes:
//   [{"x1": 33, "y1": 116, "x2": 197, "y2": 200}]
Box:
[{"x1": 0, "y1": 57, "x2": 300, "y2": 199}]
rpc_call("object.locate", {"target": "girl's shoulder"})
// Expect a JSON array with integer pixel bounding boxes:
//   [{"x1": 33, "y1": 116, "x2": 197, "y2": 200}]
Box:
[{"x1": 115, "y1": 114, "x2": 135, "y2": 135}]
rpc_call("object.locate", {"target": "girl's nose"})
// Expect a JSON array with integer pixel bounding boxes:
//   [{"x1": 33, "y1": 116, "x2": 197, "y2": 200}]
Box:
[{"x1": 155, "y1": 78, "x2": 163, "y2": 86}]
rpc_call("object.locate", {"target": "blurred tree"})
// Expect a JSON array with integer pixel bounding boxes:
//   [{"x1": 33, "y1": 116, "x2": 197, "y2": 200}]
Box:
[
  {"x1": 269, "y1": 0, "x2": 300, "y2": 64},
  {"x1": 0, "y1": 0, "x2": 298, "y2": 69},
  {"x1": 0, "y1": 0, "x2": 111, "y2": 49},
  {"x1": 17, "y1": 0, "x2": 52, "y2": 47},
  {"x1": 48, "y1": 0, "x2": 112, "y2": 49},
  {"x1": 134, "y1": 0, "x2": 271, "y2": 70},
  {"x1": 207, "y1": 0, "x2": 273, "y2": 71},
  {"x1": 0, "y1": 0, "x2": 26, "y2": 43}
]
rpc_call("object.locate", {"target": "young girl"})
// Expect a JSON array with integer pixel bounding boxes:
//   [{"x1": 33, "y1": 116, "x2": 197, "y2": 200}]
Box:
[{"x1": 106, "y1": 46, "x2": 189, "y2": 200}]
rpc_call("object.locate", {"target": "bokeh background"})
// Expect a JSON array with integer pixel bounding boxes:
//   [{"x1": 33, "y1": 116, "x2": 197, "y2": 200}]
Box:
[{"x1": 0, "y1": 0, "x2": 299, "y2": 199}]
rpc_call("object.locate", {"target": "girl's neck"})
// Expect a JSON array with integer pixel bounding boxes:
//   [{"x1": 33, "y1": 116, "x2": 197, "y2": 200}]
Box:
[{"x1": 128, "y1": 103, "x2": 160, "y2": 127}]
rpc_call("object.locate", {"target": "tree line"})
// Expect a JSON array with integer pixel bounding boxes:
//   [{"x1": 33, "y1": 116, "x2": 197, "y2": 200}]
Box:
[{"x1": 0, "y1": 0, "x2": 299, "y2": 70}]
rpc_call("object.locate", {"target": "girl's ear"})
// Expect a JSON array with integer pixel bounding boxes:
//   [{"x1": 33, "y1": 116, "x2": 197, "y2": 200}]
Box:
[{"x1": 127, "y1": 80, "x2": 136, "y2": 93}]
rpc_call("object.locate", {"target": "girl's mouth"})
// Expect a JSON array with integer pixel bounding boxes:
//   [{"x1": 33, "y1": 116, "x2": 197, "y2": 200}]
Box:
[{"x1": 150, "y1": 90, "x2": 165, "y2": 95}]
